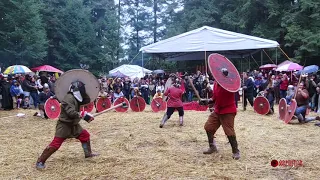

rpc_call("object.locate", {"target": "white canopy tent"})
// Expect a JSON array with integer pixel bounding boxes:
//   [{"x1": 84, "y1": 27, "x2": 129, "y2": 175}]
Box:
[
  {"x1": 109, "y1": 64, "x2": 152, "y2": 80},
  {"x1": 139, "y1": 26, "x2": 280, "y2": 72}
]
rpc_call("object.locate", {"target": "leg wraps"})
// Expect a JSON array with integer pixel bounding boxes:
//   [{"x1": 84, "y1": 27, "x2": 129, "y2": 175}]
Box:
[
  {"x1": 77, "y1": 129, "x2": 90, "y2": 143},
  {"x1": 49, "y1": 137, "x2": 66, "y2": 149}
]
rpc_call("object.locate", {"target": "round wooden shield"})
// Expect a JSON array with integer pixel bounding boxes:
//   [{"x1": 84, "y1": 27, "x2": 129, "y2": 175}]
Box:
[
  {"x1": 96, "y1": 97, "x2": 111, "y2": 112},
  {"x1": 114, "y1": 97, "x2": 130, "y2": 112},
  {"x1": 130, "y1": 96, "x2": 146, "y2": 112},
  {"x1": 80, "y1": 102, "x2": 94, "y2": 113},
  {"x1": 284, "y1": 99, "x2": 297, "y2": 124},
  {"x1": 44, "y1": 98, "x2": 61, "y2": 119},
  {"x1": 54, "y1": 69, "x2": 99, "y2": 103},
  {"x1": 278, "y1": 98, "x2": 287, "y2": 120},
  {"x1": 253, "y1": 96, "x2": 270, "y2": 115},
  {"x1": 151, "y1": 97, "x2": 167, "y2": 112},
  {"x1": 208, "y1": 53, "x2": 241, "y2": 92}
]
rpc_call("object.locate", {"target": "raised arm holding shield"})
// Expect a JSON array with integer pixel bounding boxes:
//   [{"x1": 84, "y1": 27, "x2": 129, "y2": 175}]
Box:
[{"x1": 200, "y1": 54, "x2": 241, "y2": 160}]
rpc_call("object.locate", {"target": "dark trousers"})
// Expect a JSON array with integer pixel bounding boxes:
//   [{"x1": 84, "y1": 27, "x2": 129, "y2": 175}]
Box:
[
  {"x1": 30, "y1": 92, "x2": 39, "y2": 108},
  {"x1": 244, "y1": 93, "x2": 254, "y2": 108}
]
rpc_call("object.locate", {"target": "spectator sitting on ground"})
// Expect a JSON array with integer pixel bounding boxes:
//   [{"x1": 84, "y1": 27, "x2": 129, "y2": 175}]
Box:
[{"x1": 153, "y1": 90, "x2": 163, "y2": 99}]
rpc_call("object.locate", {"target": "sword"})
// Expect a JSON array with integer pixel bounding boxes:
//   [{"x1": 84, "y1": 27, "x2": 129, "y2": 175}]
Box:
[
  {"x1": 187, "y1": 76, "x2": 201, "y2": 101},
  {"x1": 92, "y1": 102, "x2": 127, "y2": 117}
]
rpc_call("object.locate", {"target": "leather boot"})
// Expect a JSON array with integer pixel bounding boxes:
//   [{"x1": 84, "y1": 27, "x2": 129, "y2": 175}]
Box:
[
  {"x1": 203, "y1": 132, "x2": 218, "y2": 154},
  {"x1": 179, "y1": 116, "x2": 183, "y2": 126},
  {"x1": 159, "y1": 114, "x2": 169, "y2": 128},
  {"x1": 296, "y1": 114, "x2": 305, "y2": 123},
  {"x1": 36, "y1": 146, "x2": 58, "y2": 169},
  {"x1": 227, "y1": 136, "x2": 240, "y2": 160},
  {"x1": 82, "y1": 141, "x2": 99, "y2": 158}
]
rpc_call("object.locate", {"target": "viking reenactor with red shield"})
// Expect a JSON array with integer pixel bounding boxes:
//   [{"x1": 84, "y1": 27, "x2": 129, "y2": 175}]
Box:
[
  {"x1": 199, "y1": 54, "x2": 241, "y2": 160},
  {"x1": 37, "y1": 83, "x2": 55, "y2": 119},
  {"x1": 159, "y1": 75, "x2": 184, "y2": 128},
  {"x1": 36, "y1": 69, "x2": 100, "y2": 169}
]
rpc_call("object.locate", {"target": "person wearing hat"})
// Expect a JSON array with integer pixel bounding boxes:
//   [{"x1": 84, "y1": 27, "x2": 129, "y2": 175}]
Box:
[
  {"x1": 0, "y1": 75, "x2": 13, "y2": 110},
  {"x1": 36, "y1": 80, "x2": 99, "y2": 169},
  {"x1": 36, "y1": 83, "x2": 55, "y2": 119},
  {"x1": 10, "y1": 80, "x2": 24, "y2": 109},
  {"x1": 159, "y1": 78, "x2": 184, "y2": 128}
]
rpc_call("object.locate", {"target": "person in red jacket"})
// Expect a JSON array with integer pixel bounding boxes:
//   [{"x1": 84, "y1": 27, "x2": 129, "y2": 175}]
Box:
[
  {"x1": 200, "y1": 81, "x2": 240, "y2": 160},
  {"x1": 159, "y1": 78, "x2": 184, "y2": 128},
  {"x1": 279, "y1": 74, "x2": 289, "y2": 99}
]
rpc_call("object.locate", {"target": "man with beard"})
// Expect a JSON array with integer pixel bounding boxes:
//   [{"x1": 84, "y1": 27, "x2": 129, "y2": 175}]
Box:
[
  {"x1": 36, "y1": 80, "x2": 98, "y2": 169},
  {"x1": 0, "y1": 75, "x2": 13, "y2": 110}
]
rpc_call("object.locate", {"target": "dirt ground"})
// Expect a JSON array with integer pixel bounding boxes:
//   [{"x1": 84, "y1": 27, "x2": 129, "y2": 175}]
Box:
[{"x1": 0, "y1": 103, "x2": 319, "y2": 180}]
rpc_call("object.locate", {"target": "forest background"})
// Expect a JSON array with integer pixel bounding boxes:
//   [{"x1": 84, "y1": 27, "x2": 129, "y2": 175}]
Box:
[{"x1": 0, "y1": 0, "x2": 319, "y2": 75}]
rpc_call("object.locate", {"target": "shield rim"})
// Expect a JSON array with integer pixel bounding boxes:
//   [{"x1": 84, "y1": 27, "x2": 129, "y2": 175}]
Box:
[
  {"x1": 80, "y1": 102, "x2": 94, "y2": 113},
  {"x1": 278, "y1": 98, "x2": 287, "y2": 120},
  {"x1": 96, "y1": 97, "x2": 111, "y2": 112},
  {"x1": 44, "y1": 98, "x2": 61, "y2": 119},
  {"x1": 284, "y1": 99, "x2": 297, "y2": 124},
  {"x1": 130, "y1": 96, "x2": 146, "y2": 112},
  {"x1": 253, "y1": 96, "x2": 270, "y2": 115},
  {"x1": 113, "y1": 97, "x2": 130, "y2": 112},
  {"x1": 54, "y1": 69, "x2": 99, "y2": 103},
  {"x1": 151, "y1": 97, "x2": 167, "y2": 112},
  {"x1": 208, "y1": 53, "x2": 241, "y2": 92}
]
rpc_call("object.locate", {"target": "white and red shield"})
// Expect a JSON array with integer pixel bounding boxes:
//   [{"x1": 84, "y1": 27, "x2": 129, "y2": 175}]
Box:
[
  {"x1": 278, "y1": 98, "x2": 287, "y2": 120},
  {"x1": 114, "y1": 97, "x2": 130, "y2": 112},
  {"x1": 96, "y1": 97, "x2": 111, "y2": 112},
  {"x1": 253, "y1": 96, "x2": 270, "y2": 115},
  {"x1": 151, "y1": 97, "x2": 167, "y2": 112},
  {"x1": 130, "y1": 96, "x2": 146, "y2": 112},
  {"x1": 208, "y1": 53, "x2": 241, "y2": 92},
  {"x1": 44, "y1": 98, "x2": 61, "y2": 119},
  {"x1": 284, "y1": 99, "x2": 297, "y2": 124},
  {"x1": 80, "y1": 102, "x2": 94, "y2": 113}
]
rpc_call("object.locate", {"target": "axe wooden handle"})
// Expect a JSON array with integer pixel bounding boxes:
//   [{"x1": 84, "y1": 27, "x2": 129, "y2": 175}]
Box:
[
  {"x1": 93, "y1": 102, "x2": 126, "y2": 117},
  {"x1": 188, "y1": 77, "x2": 201, "y2": 101}
]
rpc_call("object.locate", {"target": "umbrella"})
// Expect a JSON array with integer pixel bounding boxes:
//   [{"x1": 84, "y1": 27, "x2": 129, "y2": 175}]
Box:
[
  {"x1": 4, "y1": 65, "x2": 32, "y2": 75},
  {"x1": 259, "y1": 64, "x2": 277, "y2": 69},
  {"x1": 31, "y1": 65, "x2": 63, "y2": 73},
  {"x1": 153, "y1": 69, "x2": 165, "y2": 74},
  {"x1": 275, "y1": 62, "x2": 303, "y2": 72},
  {"x1": 298, "y1": 65, "x2": 319, "y2": 74}
]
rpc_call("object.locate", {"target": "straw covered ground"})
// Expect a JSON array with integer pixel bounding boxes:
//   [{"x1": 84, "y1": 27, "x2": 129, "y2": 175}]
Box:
[{"x1": 0, "y1": 102, "x2": 319, "y2": 180}]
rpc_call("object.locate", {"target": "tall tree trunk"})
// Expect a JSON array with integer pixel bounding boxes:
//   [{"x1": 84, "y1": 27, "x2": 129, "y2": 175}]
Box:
[
  {"x1": 117, "y1": 0, "x2": 121, "y2": 61},
  {"x1": 153, "y1": 0, "x2": 157, "y2": 43},
  {"x1": 135, "y1": 0, "x2": 139, "y2": 53}
]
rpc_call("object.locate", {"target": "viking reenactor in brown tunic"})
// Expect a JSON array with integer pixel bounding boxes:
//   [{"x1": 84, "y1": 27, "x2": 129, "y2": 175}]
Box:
[{"x1": 36, "y1": 80, "x2": 98, "y2": 169}]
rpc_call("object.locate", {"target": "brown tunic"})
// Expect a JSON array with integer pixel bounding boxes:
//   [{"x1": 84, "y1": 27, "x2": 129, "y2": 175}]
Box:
[
  {"x1": 55, "y1": 93, "x2": 90, "y2": 138},
  {"x1": 295, "y1": 89, "x2": 309, "y2": 106}
]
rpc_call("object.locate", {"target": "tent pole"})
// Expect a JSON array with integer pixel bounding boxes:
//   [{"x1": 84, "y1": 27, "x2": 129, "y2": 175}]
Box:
[
  {"x1": 205, "y1": 51, "x2": 208, "y2": 76},
  {"x1": 142, "y1": 53, "x2": 144, "y2": 76},
  {"x1": 276, "y1": 48, "x2": 278, "y2": 65},
  {"x1": 249, "y1": 56, "x2": 251, "y2": 70},
  {"x1": 261, "y1": 50, "x2": 263, "y2": 66}
]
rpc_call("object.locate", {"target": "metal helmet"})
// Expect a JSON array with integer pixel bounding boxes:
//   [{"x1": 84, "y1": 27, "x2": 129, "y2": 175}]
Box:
[{"x1": 69, "y1": 81, "x2": 86, "y2": 102}]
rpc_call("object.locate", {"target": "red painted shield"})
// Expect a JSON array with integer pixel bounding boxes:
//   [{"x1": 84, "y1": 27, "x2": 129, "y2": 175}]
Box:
[
  {"x1": 284, "y1": 99, "x2": 297, "y2": 124},
  {"x1": 208, "y1": 54, "x2": 241, "y2": 92},
  {"x1": 96, "y1": 97, "x2": 111, "y2": 112},
  {"x1": 114, "y1": 97, "x2": 130, "y2": 112},
  {"x1": 44, "y1": 98, "x2": 61, "y2": 119},
  {"x1": 151, "y1": 97, "x2": 167, "y2": 112},
  {"x1": 80, "y1": 102, "x2": 94, "y2": 113},
  {"x1": 253, "y1": 96, "x2": 270, "y2": 115},
  {"x1": 278, "y1": 98, "x2": 287, "y2": 120},
  {"x1": 130, "y1": 96, "x2": 146, "y2": 112}
]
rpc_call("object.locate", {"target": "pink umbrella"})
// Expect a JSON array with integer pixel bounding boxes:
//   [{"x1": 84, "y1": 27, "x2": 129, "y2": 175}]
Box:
[
  {"x1": 31, "y1": 65, "x2": 63, "y2": 73},
  {"x1": 276, "y1": 62, "x2": 303, "y2": 72},
  {"x1": 259, "y1": 64, "x2": 277, "y2": 69}
]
